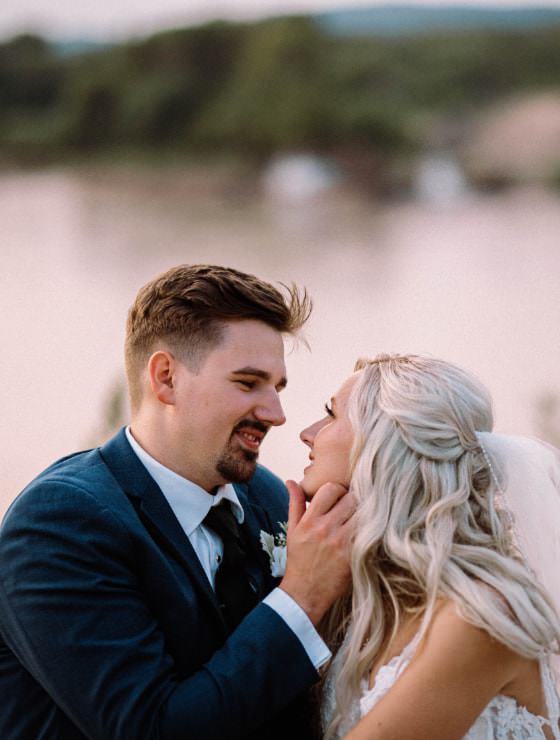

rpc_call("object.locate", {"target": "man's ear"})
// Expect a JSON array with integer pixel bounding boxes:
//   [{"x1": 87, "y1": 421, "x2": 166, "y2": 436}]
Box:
[{"x1": 147, "y1": 351, "x2": 177, "y2": 405}]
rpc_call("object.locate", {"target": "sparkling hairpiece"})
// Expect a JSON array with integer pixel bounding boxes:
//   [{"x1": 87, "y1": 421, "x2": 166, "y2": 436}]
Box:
[{"x1": 475, "y1": 431, "x2": 504, "y2": 495}]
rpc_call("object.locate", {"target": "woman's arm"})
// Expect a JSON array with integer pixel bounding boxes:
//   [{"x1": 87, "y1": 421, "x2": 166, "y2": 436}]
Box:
[{"x1": 345, "y1": 601, "x2": 523, "y2": 740}]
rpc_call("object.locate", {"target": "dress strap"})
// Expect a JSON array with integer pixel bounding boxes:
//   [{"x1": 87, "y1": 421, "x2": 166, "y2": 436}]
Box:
[{"x1": 399, "y1": 629, "x2": 422, "y2": 661}]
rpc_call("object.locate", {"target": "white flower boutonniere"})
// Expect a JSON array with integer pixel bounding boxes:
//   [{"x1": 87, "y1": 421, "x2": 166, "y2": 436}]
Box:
[{"x1": 260, "y1": 522, "x2": 287, "y2": 577}]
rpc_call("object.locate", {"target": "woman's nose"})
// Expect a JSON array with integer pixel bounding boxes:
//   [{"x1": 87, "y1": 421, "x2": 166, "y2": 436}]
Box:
[
  {"x1": 300, "y1": 419, "x2": 324, "y2": 448},
  {"x1": 300, "y1": 426, "x2": 313, "y2": 448}
]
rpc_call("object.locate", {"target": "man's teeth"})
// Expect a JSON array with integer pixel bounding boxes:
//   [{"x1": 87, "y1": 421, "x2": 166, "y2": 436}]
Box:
[{"x1": 239, "y1": 431, "x2": 260, "y2": 443}]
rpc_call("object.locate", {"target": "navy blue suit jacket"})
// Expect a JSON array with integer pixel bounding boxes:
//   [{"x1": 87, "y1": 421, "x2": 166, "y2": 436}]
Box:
[{"x1": 0, "y1": 429, "x2": 318, "y2": 739}]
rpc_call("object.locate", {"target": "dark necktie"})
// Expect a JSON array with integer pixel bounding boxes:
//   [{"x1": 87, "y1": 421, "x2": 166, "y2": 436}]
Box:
[{"x1": 203, "y1": 502, "x2": 258, "y2": 630}]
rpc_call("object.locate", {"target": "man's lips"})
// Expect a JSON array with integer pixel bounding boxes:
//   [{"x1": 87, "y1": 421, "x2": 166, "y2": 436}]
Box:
[
  {"x1": 232, "y1": 422, "x2": 269, "y2": 452},
  {"x1": 235, "y1": 429, "x2": 264, "y2": 451}
]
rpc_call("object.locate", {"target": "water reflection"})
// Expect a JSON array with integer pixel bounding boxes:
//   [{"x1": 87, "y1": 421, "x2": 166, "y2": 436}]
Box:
[{"x1": 2, "y1": 164, "x2": 560, "y2": 514}]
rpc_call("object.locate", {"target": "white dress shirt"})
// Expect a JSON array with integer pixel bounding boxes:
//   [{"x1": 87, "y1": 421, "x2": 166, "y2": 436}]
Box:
[{"x1": 125, "y1": 427, "x2": 330, "y2": 670}]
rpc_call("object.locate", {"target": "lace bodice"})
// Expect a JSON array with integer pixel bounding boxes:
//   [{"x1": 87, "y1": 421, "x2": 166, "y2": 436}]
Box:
[{"x1": 321, "y1": 632, "x2": 560, "y2": 739}]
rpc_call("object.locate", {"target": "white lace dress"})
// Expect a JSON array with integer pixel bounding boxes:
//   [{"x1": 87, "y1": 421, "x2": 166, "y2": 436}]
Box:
[{"x1": 321, "y1": 632, "x2": 560, "y2": 739}]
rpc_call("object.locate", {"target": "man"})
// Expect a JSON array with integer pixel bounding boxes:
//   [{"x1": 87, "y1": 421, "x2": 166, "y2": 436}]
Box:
[{"x1": 0, "y1": 265, "x2": 353, "y2": 739}]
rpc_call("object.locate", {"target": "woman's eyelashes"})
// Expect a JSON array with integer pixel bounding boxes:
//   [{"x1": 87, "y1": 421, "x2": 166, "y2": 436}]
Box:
[{"x1": 325, "y1": 402, "x2": 335, "y2": 418}]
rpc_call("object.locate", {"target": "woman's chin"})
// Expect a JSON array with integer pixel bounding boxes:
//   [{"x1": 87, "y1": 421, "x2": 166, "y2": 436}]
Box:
[
  {"x1": 299, "y1": 474, "x2": 318, "y2": 500},
  {"x1": 300, "y1": 471, "x2": 351, "y2": 500}
]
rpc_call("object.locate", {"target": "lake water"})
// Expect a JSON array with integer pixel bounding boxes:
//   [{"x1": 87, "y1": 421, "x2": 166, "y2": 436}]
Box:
[{"x1": 2, "y1": 161, "x2": 560, "y2": 515}]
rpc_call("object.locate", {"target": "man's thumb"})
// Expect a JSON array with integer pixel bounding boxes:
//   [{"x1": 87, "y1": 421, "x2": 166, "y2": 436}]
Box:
[{"x1": 286, "y1": 479, "x2": 306, "y2": 531}]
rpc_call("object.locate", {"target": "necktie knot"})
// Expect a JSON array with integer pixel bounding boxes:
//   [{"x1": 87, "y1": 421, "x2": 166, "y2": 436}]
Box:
[{"x1": 203, "y1": 502, "x2": 242, "y2": 544}]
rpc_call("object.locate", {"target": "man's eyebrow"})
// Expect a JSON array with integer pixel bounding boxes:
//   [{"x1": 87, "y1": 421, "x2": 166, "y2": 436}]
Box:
[{"x1": 232, "y1": 367, "x2": 288, "y2": 389}]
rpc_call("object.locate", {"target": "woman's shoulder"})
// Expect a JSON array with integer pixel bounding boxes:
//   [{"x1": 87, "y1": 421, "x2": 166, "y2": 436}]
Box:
[
  {"x1": 372, "y1": 595, "x2": 522, "y2": 685},
  {"x1": 348, "y1": 600, "x2": 537, "y2": 740},
  {"x1": 419, "y1": 600, "x2": 551, "y2": 725},
  {"x1": 421, "y1": 599, "x2": 520, "y2": 665},
  {"x1": 412, "y1": 598, "x2": 529, "y2": 700}
]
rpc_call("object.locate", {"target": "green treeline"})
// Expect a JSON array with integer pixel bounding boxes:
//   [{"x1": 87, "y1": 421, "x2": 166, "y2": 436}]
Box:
[{"x1": 2, "y1": 16, "x2": 560, "y2": 164}]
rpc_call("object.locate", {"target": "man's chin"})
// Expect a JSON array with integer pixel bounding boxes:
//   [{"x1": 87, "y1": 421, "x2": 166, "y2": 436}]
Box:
[
  {"x1": 216, "y1": 448, "x2": 258, "y2": 484},
  {"x1": 220, "y1": 465, "x2": 257, "y2": 485}
]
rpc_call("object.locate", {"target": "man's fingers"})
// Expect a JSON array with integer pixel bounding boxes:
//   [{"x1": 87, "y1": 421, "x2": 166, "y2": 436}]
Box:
[
  {"x1": 307, "y1": 481, "x2": 350, "y2": 516},
  {"x1": 329, "y1": 491, "x2": 357, "y2": 526},
  {"x1": 286, "y1": 480, "x2": 306, "y2": 532},
  {"x1": 282, "y1": 481, "x2": 354, "y2": 624},
  {"x1": 340, "y1": 513, "x2": 356, "y2": 548},
  {"x1": 308, "y1": 485, "x2": 357, "y2": 529}
]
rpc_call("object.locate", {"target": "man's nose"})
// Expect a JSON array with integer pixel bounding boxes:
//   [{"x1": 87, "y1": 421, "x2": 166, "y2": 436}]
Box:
[{"x1": 254, "y1": 392, "x2": 286, "y2": 427}]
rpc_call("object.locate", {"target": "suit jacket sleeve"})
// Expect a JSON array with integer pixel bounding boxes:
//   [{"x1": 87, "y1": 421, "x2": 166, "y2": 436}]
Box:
[{"x1": 0, "y1": 479, "x2": 317, "y2": 740}]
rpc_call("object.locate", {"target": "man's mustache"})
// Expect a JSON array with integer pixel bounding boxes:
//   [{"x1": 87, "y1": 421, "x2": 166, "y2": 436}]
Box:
[{"x1": 232, "y1": 420, "x2": 270, "y2": 436}]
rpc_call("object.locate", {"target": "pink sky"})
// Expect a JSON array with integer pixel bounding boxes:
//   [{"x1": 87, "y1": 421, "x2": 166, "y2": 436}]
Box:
[{"x1": 2, "y1": 0, "x2": 560, "y2": 40}]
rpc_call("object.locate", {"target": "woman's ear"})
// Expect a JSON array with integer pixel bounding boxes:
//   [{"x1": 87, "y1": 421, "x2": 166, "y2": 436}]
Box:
[{"x1": 147, "y1": 351, "x2": 177, "y2": 405}]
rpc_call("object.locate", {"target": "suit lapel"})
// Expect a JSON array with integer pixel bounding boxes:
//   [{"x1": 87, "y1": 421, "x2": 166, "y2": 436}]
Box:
[{"x1": 99, "y1": 429, "x2": 227, "y2": 632}]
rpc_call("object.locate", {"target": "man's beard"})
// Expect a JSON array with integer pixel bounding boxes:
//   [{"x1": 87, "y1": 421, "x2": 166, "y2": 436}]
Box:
[{"x1": 215, "y1": 421, "x2": 268, "y2": 484}]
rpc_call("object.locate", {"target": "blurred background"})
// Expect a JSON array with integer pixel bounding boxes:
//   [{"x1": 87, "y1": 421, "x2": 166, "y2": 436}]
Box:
[{"x1": 2, "y1": 0, "x2": 560, "y2": 514}]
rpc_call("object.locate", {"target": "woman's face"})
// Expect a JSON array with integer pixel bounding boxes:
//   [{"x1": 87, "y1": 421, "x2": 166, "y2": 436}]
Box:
[{"x1": 299, "y1": 372, "x2": 360, "y2": 497}]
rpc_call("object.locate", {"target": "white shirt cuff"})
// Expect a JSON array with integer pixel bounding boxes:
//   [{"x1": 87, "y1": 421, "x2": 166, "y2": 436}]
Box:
[{"x1": 263, "y1": 587, "x2": 331, "y2": 670}]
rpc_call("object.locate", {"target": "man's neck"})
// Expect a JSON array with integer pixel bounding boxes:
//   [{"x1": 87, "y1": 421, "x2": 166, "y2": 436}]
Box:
[{"x1": 128, "y1": 420, "x2": 222, "y2": 493}]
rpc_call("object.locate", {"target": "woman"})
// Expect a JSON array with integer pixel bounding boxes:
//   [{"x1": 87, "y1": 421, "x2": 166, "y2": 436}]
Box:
[{"x1": 298, "y1": 354, "x2": 560, "y2": 739}]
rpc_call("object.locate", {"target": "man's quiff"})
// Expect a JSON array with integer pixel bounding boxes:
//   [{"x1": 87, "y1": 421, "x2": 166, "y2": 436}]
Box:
[{"x1": 125, "y1": 264, "x2": 312, "y2": 411}]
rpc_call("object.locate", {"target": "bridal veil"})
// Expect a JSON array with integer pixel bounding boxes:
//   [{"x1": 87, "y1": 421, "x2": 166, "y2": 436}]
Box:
[{"x1": 476, "y1": 432, "x2": 560, "y2": 688}]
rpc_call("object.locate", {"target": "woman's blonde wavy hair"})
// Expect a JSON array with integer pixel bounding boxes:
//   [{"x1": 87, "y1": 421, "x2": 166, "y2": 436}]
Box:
[{"x1": 324, "y1": 353, "x2": 560, "y2": 739}]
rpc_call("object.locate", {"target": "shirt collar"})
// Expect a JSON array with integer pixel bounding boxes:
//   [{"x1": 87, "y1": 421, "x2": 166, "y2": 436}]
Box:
[{"x1": 125, "y1": 426, "x2": 244, "y2": 536}]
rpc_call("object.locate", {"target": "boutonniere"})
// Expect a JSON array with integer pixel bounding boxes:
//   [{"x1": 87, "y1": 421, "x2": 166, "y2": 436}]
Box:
[{"x1": 259, "y1": 522, "x2": 287, "y2": 577}]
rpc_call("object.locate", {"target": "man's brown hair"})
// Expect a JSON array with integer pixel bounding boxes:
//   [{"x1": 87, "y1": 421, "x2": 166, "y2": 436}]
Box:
[{"x1": 125, "y1": 264, "x2": 311, "y2": 411}]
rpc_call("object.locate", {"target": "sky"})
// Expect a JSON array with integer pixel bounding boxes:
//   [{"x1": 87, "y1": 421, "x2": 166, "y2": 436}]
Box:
[{"x1": 3, "y1": 0, "x2": 560, "y2": 41}]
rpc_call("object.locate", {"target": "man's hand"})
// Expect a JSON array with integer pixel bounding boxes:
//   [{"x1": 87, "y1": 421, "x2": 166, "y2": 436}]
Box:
[{"x1": 279, "y1": 480, "x2": 355, "y2": 626}]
